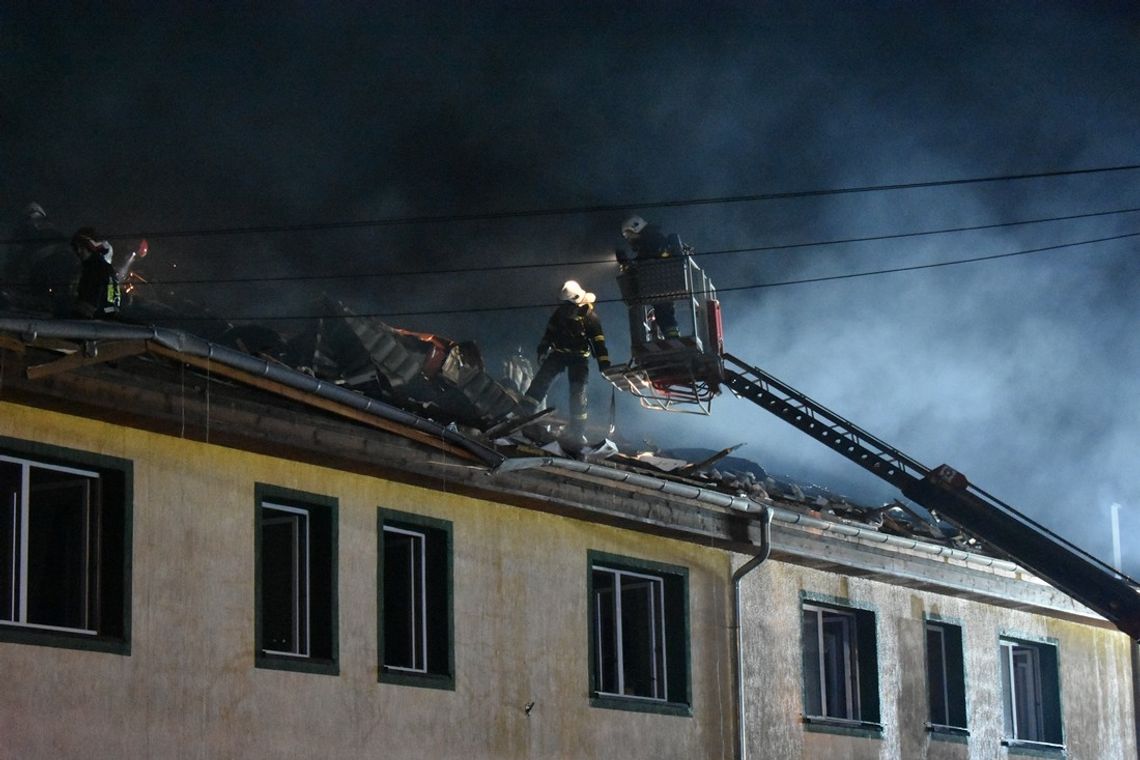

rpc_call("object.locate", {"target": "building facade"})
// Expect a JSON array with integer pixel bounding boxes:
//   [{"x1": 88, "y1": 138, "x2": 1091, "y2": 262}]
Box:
[{"x1": 0, "y1": 328, "x2": 1135, "y2": 759}]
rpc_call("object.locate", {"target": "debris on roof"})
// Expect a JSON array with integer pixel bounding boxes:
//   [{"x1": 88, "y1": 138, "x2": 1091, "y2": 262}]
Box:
[{"x1": 0, "y1": 252, "x2": 991, "y2": 557}]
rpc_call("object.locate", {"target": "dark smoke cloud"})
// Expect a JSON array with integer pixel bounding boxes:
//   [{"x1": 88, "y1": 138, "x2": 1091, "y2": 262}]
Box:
[{"x1": 4, "y1": 2, "x2": 1139, "y2": 569}]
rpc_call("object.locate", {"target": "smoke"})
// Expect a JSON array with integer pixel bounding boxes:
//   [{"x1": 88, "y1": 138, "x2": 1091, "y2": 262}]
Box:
[{"x1": 4, "y1": 3, "x2": 1139, "y2": 569}]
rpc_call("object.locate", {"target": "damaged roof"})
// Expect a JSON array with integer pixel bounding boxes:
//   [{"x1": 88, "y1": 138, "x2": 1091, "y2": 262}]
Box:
[
  {"x1": 0, "y1": 304, "x2": 983, "y2": 560},
  {"x1": 0, "y1": 309, "x2": 1122, "y2": 629}
]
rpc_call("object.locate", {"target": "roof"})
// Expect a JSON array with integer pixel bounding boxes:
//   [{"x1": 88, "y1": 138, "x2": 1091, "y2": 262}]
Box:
[{"x1": 3, "y1": 245, "x2": 1133, "y2": 637}]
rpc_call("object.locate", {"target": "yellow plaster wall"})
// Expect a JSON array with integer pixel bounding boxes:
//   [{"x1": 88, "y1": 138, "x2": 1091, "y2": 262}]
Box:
[
  {"x1": 0, "y1": 402, "x2": 736, "y2": 759},
  {"x1": 739, "y1": 558, "x2": 1137, "y2": 760}
]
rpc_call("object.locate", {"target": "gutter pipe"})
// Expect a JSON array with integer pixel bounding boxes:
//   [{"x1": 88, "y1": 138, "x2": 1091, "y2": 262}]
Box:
[
  {"x1": 732, "y1": 507, "x2": 772, "y2": 760},
  {"x1": 0, "y1": 318, "x2": 505, "y2": 467}
]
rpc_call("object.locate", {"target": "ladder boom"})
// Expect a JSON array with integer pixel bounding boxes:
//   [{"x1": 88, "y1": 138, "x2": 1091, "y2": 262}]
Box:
[{"x1": 721, "y1": 353, "x2": 1140, "y2": 639}]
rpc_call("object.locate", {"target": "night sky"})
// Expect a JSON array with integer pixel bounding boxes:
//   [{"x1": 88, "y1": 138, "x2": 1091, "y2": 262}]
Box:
[{"x1": 4, "y1": 3, "x2": 1139, "y2": 570}]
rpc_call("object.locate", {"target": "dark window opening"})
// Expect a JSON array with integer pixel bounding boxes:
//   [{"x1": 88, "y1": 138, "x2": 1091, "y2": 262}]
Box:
[
  {"x1": 588, "y1": 554, "x2": 690, "y2": 713},
  {"x1": 256, "y1": 487, "x2": 336, "y2": 674},
  {"x1": 926, "y1": 622, "x2": 967, "y2": 729},
  {"x1": 1001, "y1": 638, "x2": 1062, "y2": 745},
  {"x1": 802, "y1": 602, "x2": 880, "y2": 725},
  {"x1": 0, "y1": 445, "x2": 131, "y2": 653},
  {"x1": 261, "y1": 506, "x2": 310, "y2": 655},
  {"x1": 379, "y1": 512, "x2": 453, "y2": 689}
]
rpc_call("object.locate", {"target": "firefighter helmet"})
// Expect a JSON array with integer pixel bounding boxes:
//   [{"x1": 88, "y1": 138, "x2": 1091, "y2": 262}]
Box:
[
  {"x1": 621, "y1": 215, "x2": 648, "y2": 239},
  {"x1": 560, "y1": 280, "x2": 595, "y2": 305}
]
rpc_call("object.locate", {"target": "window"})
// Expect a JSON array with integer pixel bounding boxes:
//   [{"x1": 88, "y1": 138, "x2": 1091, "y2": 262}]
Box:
[
  {"x1": 588, "y1": 551, "x2": 690, "y2": 715},
  {"x1": 378, "y1": 509, "x2": 453, "y2": 689},
  {"x1": 0, "y1": 440, "x2": 131, "y2": 654},
  {"x1": 801, "y1": 600, "x2": 880, "y2": 726},
  {"x1": 255, "y1": 485, "x2": 337, "y2": 675},
  {"x1": 926, "y1": 621, "x2": 967, "y2": 730},
  {"x1": 1000, "y1": 637, "x2": 1063, "y2": 746}
]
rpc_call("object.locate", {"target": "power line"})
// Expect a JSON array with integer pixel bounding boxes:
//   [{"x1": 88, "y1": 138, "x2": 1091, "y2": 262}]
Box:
[
  {"x1": 4, "y1": 161, "x2": 1139, "y2": 245},
  {"x1": 173, "y1": 229, "x2": 1140, "y2": 321},
  {"x1": 712, "y1": 230, "x2": 1140, "y2": 296},
  {"x1": 91, "y1": 204, "x2": 1140, "y2": 286}
]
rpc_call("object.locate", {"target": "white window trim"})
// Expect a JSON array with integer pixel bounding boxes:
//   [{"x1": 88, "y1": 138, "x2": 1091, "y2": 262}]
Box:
[
  {"x1": 804, "y1": 603, "x2": 862, "y2": 721},
  {"x1": 261, "y1": 502, "x2": 311, "y2": 658},
  {"x1": 2, "y1": 456, "x2": 100, "y2": 635},
  {"x1": 1001, "y1": 639, "x2": 1050, "y2": 743},
  {"x1": 927, "y1": 623, "x2": 950, "y2": 726},
  {"x1": 592, "y1": 564, "x2": 669, "y2": 702},
  {"x1": 383, "y1": 525, "x2": 429, "y2": 674}
]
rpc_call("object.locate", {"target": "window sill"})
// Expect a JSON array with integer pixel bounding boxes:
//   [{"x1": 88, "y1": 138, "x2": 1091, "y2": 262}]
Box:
[
  {"x1": 802, "y1": 715, "x2": 884, "y2": 738},
  {"x1": 379, "y1": 667, "x2": 455, "y2": 691},
  {"x1": 255, "y1": 652, "x2": 339, "y2": 676},
  {"x1": 590, "y1": 693, "x2": 692, "y2": 717},
  {"x1": 0, "y1": 623, "x2": 129, "y2": 655},
  {"x1": 1002, "y1": 739, "x2": 1066, "y2": 757},
  {"x1": 927, "y1": 723, "x2": 969, "y2": 742}
]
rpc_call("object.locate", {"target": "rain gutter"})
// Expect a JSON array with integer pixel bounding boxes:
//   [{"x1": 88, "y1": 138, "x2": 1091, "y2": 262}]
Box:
[
  {"x1": 0, "y1": 318, "x2": 505, "y2": 467},
  {"x1": 495, "y1": 456, "x2": 1015, "y2": 571},
  {"x1": 493, "y1": 455, "x2": 761, "y2": 512},
  {"x1": 769, "y1": 503, "x2": 1019, "y2": 570},
  {"x1": 733, "y1": 507, "x2": 772, "y2": 760}
]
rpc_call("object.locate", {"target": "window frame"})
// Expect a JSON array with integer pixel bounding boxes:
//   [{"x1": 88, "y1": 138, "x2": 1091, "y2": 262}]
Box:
[
  {"x1": 800, "y1": 594, "x2": 881, "y2": 731},
  {"x1": 254, "y1": 484, "x2": 338, "y2": 676},
  {"x1": 377, "y1": 508, "x2": 454, "y2": 691},
  {"x1": 999, "y1": 634, "x2": 1064, "y2": 749},
  {"x1": 0, "y1": 437, "x2": 132, "y2": 655},
  {"x1": 925, "y1": 618, "x2": 968, "y2": 734},
  {"x1": 587, "y1": 550, "x2": 691, "y2": 717}
]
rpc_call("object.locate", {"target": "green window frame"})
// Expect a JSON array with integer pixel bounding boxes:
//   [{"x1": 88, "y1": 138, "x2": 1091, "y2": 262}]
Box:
[
  {"x1": 0, "y1": 436, "x2": 132, "y2": 655},
  {"x1": 587, "y1": 550, "x2": 691, "y2": 716},
  {"x1": 926, "y1": 619, "x2": 968, "y2": 732},
  {"x1": 255, "y1": 484, "x2": 338, "y2": 675},
  {"x1": 378, "y1": 508, "x2": 454, "y2": 690},
  {"x1": 1000, "y1": 635, "x2": 1064, "y2": 748},
  {"x1": 800, "y1": 596, "x2": 881, "y2": 729}
]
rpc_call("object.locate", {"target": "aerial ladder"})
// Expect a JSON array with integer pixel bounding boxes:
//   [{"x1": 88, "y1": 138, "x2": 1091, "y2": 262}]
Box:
[{"x1": 603, "y1": 254, "x2": 1140, "y2": 639}]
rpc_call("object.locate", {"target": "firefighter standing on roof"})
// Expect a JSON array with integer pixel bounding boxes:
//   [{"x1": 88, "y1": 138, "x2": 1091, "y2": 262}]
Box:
[
  {"x1": 525, "y1": 280, "x2": 610, "y2": 442},
  {"x1": 618, "y1": 215, "x2": 683, "y2": 339},
  {"x1": 70, "y1": 227, "x2": 121, "y2": 319}
]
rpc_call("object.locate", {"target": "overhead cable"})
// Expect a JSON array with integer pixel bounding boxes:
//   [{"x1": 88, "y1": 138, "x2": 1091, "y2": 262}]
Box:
[
  {"x1": 83, "y1": 205, "x2": 1140, "y2": 286},
  {"x1": 3, "y1": 162, "x2": 1139, "y2": 245},
  {"x1": 171, "y1": 229, "x2": 1140, "y2": 321}
]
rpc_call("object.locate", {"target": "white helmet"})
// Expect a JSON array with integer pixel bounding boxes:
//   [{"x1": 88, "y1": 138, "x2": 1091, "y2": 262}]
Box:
[
  {"x1": 23, "y1": 202, "x2": 46, "y2": 219},
  {"x1": 560, "y1": 279, "x2": 595, "y2": 305},
  {"x1": 621, "y1": 215, "x2": 647, "y2": 239}
]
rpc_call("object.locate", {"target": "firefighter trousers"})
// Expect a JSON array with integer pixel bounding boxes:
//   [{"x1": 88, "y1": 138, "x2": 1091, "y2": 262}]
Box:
[{"x1": 525, "y1": 352, "x2": 589, "y2": 433}]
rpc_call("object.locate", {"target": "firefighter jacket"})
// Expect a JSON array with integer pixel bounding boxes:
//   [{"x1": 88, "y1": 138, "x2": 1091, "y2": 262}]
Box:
[
  {"x1": 537, "y1": 302, "x2": 610, "y2": 369},
  {"x1": 627, "y1": 224, "x2": 684, "y2": 260},
  {"x1": 75, "y1": 254, "x2": 121, "y2": 318}
]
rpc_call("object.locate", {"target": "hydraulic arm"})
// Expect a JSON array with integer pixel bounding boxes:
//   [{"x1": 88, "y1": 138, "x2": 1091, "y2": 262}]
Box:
[{"x1": 721, "y1": 352, "x2": 1140, "y2": 639}]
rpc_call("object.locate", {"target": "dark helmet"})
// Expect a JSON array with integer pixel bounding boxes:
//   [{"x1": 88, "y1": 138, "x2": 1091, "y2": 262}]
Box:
[{"x1": 71, "y1": 227, "x2": 97, "y2": 250}]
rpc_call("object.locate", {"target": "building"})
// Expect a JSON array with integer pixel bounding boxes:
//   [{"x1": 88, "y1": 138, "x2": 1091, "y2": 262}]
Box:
[{"x1": 0, "y1": 319, "x2": 1136, "y2": 759}]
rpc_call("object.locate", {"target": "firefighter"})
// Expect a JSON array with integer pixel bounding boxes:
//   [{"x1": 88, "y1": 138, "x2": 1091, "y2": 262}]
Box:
[
  {"x1": 2, "y1": 203, "x2": 73, "y2": 314},
  {"x1": 525, "y1": 280, "x2": 610, "y2": 444},
  {"x1": 618, "y1": 215, "x2": 683, "y2": 339},
  {"x1": 70, "y1": 227, "x2": 121, "y2": 319}
]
